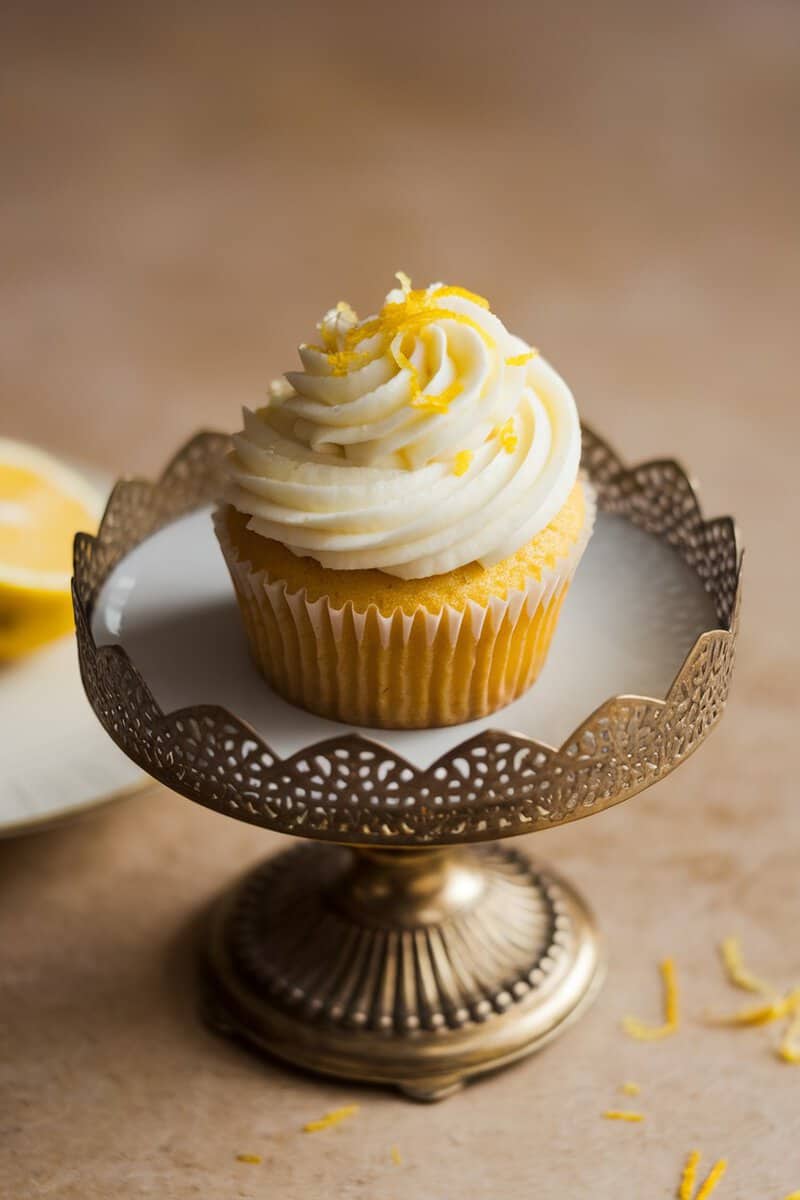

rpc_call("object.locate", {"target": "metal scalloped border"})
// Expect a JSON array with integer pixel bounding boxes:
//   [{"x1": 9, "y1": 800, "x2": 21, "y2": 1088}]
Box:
[{"x1": 72, "y1": 427, "x2": 742, "y2": 845}]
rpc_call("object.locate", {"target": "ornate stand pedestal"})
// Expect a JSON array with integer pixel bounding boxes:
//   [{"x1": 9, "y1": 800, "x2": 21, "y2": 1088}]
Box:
[{"x1": 204, "y1": 843, "x2": 600, "y2": 1099}]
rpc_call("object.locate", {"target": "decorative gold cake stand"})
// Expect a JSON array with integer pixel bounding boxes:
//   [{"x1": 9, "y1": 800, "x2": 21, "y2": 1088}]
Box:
[{"x1": 73, "y1": 428, "x2": 741, "y2": 1101}]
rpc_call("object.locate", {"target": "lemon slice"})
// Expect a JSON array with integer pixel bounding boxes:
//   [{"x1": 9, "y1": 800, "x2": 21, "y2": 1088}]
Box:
[{"x1": 0, "y1": 438, "x2": 104, "y2": 659}]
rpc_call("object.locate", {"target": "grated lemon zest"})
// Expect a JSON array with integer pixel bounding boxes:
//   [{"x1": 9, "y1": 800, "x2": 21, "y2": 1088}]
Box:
[
  {"x1": 505, "y1": 350, "x2": 539, "y2": 367},
  {"x1": 679, "y1": 1150, "x2": 701, "y2": 1200},
  {"x1": 602, "y1": 1110, "x2": 644, "y2": 1123},
  {"x1": 391, "y1": 339, "x2": 422, "y2": 404},
  {"x1": 236, "y1": 1153, "x2": 262, "y2": 1164},
  {"x1": 346, "y1": 288, "x2": 495, "y2": 352},
  {"x1": 720, "y1": 936, "x2": 775, "y2": 995},
  {"x1": 778, "y1": 1003, "x2": 800, "y2": 1064},
  {"x1": 708, "y1": 988, "x2": 800, "y2": 1028},
  {"x1": 325, "y1": 348, "x2": 371, "y2": 376},
  {"x1": 453, "y1": 450, "x2": 474, "y2": 477},
  {"x1": 390, "y1": 1144, "x2": 402, "y2": 1166},
  {"x1": 432, "y1": 284, "x2": 490, "y2": 309},
  {"x1": 623, "y1": 958, "x2": 679, "y2": 1040},
  {"x1": 303, "y1": 1104, "x2": 360, "y2": 1133},
  {"x1": 493, "y1": 417, "x2": 518, "y2": 454},
  {"x1": 620, "y1": 1081, "x2": 641, "y2": 1096},
  {"x1": 311, "y1": 276, "x2": 494, "y2": 384},
  {"x1": 412, "y1": 378, "x2": 463, "y2": 414},
  {"x1": 695, "y1": 1160, "x2": 728, "y2": 1200}
]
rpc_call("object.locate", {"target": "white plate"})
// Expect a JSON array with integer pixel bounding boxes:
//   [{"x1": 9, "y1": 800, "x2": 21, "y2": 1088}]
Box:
[
  {"x1": 92, "y1": 507, "x2": 717, "y2": 771},
  {"x1": 0, "y1": 634, "x2": 147, "y2": 837},
  {"x1": 0, "y1": 464, "x2": 146, "y2": 838}
]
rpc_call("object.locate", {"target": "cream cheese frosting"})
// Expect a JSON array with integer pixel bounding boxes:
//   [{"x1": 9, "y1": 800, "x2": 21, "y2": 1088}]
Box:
[{"x1": 225, "y1": 277, "x2": 582, "y2": 579}]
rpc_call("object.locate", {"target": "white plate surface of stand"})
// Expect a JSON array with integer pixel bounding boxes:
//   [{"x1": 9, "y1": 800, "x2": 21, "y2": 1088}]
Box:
[{"x1": 91, "y1": 508, "x2": 718, "y2": 770}]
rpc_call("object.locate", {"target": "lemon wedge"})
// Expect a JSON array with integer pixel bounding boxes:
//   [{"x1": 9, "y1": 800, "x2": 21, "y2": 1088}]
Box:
[{"x1": 0, "y1": 438, "x2": 104, "y2": 660}]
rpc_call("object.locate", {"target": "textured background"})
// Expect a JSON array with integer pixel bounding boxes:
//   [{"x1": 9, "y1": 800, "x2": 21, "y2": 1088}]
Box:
[{"x1": 2, "y1": 2, "x2": 799, "y2": 1196}]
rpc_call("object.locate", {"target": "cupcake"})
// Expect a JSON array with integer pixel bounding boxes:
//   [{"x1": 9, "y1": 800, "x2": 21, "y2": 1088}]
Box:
[{"x1": 215, "y1": 275, "x2": 594, "y2": 729}]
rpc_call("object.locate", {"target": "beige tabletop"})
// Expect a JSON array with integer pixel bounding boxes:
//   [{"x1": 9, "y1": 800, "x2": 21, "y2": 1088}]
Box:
[{"x1": 2, "y1": 3, "x2": 799, "y2": 1196}]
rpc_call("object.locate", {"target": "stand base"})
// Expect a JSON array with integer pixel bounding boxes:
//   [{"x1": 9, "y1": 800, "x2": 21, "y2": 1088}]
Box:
[{"x1": 203, "y1": 843, "x2": 602, "y2": 1101}]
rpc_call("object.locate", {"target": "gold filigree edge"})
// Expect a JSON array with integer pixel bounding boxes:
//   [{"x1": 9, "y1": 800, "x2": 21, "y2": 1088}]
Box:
[{"x1": 72, "y1": 427, "x2": 741, "y2": 845}]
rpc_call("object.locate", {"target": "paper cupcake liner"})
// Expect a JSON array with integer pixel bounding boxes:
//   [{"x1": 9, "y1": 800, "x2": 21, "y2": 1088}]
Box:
[{"x1": 214, "y1": 482, "x2": 596, "y2": 729}]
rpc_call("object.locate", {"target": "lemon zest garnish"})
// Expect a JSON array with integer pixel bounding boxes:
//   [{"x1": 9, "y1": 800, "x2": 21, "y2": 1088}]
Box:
[
  {"x1": 720, "y1": 936, "x2": 775, "y2": 995},
  {"x1": 236, "y1": 1153, "x2": 262, "y2": 1164},
  {"x1": 391, "y1": 339, "x2": 422, "y2": 403},
  {"x1": 602, "y1": 1110, "x2": 644, "y2": 1123},
  {"x1": 453, "y1": 450, "x2": 473, "y2": 477},
  {"x1": 346, "y1": 288, "x2": 494, "y2": 353},
  {"x1": 432, "y1": 284, "x2": 490, "y2": 309},
  {"x1": 411, "y1": 378, "x2": 463, "y2": 415},
  {"x1": 325, "y1": 348, "x2": 371, "y2": 376},
  {"x1": 778, "y1": 1003, "x2": 800, "y2": 1063},
  {"x1": 312, "y1": 278, "x2": 497, "y2": 399},
  {"x1": 620, "y1": 1081, "x2": 641, "y2": 1096},
  {"x1": 505, "y1": 350, "x2": 539, "y2": 367},
  {"x1": 622, "y1": 957, "x2": 679, "y2": 1040},
  {"x1": 429, "y1": 379, "x2": 462, "y2": 406},
  {"x1": 708, "y1": 988, "x2": 800, "y2": 1028},
  {"x1": 695, "y1": 1159, "x2": 728, "y2": 1200},
  {"x1": 493, "y1": 417, "x2": 518, "y2": 454},
  {"x1": 679, "y1": 1150, "x2": 701, "y2": 1200},
  {"x1": 385, "y1": 303, "x2": 494, "y2": 347},
  {"x1": 390, "y1": 1145, "x2": 402, "y2": 1166},
  {"x1": 411, "y1": 394, "x2": 448, "y2": 413},
  {"x1": 303, "y1": 1104, "x2": 360, "y2": 1133}
]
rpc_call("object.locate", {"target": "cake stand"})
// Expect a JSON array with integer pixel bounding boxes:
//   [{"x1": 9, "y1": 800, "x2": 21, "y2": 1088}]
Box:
[{"x1": 73, "y1": 427, "x2": 741, "y2": 1101}]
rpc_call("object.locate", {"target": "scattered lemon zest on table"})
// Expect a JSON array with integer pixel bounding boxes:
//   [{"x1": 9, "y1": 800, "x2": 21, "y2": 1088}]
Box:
[
  {"x1": 708, "y1": 990, "x2": 800, "y2": 1028},
  {"x1": 778, "y1": 1004, "x2": 800, "y2": 1064},
  {"x1": 679, "y1": 1150, "x2": 702, "y2": 1200},
  {"x1": 390, "y1": 1144, "x2": 402, "y2": 1166},
  {"x1": 695, "y1": 1159, "x2": 728, "y2": 1200},
  {"x1": 781, "y1": 1192, "x2": 800, "y2": 1199},
  {"x1": 623, "y1": 957, "x2": 679, "y2": 1040},
  {"x1": 602, "y1": 1109, "x2": 644, "y2": 1123},
  {"x1": 236, "y1": 1153, "x2": 262, "y2": 1164},
  {"x1": 710, "y1": 936, "x2": 800, "y2": 1062},
  {"x1": 303, "y1": 1104, "x2": 360, "y2": 1133},
  {"x1": 620, "y1": 1081, "x2": 641, "y2": 1096},
  {"x1": 720, "y1": 935, "x2": 775, "y2": 995}
]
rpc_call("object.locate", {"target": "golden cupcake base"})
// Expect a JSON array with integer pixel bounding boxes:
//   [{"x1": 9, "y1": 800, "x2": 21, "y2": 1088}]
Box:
[{"x1": 202, "y1": 842, "x2": 602, "y2": 1100}]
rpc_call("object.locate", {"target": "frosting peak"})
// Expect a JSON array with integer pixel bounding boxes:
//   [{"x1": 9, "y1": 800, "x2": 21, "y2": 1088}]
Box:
[{"x1": 225, "y1": 277, "x2": 581, "y2": 579}]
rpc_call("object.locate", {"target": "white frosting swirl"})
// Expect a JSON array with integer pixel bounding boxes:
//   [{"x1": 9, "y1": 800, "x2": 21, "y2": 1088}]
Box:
[{"x1": 225, "y1": 280, "x2": 581, "y2": 579}]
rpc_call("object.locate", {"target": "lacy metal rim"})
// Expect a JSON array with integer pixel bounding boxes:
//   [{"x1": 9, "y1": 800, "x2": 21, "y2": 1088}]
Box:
[{"x1": 72, "y1": 426, "x2": 742, "y2": 846}]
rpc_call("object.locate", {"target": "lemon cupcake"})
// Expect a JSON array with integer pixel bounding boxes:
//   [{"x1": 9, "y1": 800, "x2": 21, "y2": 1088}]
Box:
[{"x1": 215, "y1": 276, "x2": 594, "y2": 728}]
